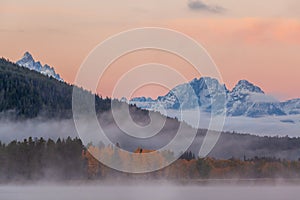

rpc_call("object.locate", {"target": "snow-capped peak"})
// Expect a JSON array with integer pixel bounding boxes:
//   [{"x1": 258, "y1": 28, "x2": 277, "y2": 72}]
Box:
[
  {"x1": 129, "y1": 76, "x2": 300, "y2": 118},
  {"x1": 16, "y1": 52, "x2": 63, "y2": 81},
  {"x1": 232, "y1": 80, "x2": 264, "y2": 94},
  {"x1": 23, "y1": 51, "x2": 34, "y2": 60}
]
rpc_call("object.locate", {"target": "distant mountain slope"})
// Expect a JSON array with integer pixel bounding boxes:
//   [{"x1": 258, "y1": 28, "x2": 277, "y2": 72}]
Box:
[
  {"x1": 281, "y1": 98, "x2": 300, "y2": 115},
  {"x1": 130, "y1": 77, "x2": 299, "y2": 118},
  {"x1": 16, "y1": 52, "x2": 63, "y2": 81},
  {"x1": 0, "y1": 58, "x2": 110, "y2": 118}
]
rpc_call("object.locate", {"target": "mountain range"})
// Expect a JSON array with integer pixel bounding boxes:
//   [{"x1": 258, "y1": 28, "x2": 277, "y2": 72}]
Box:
[
  {"x1": 130, "y1": 77, "x2": 300, "y2": 118},
  {"x1": 1, "y1": 55, "x2": 300, "y2": 158},
  {"x1": 14, "y1": 52, "x2": 300, "y2": 118},
  {"x1": 16, "y1": 52, "x2": 63, "y2": 81},
  {"x1": 2, "y1": 52, "x2": 300, "y2": 136}
]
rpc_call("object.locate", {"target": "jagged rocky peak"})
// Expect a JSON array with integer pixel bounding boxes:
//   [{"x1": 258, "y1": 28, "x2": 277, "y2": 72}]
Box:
[
  {"x1": 23, "y1": 51, "x2": 33, "y2": 59},
  {"x1": 232, "y1": 80, "x2": 264, "y2": 94},
  {"x1": 191, "y1": 76, "x2": 219, "y2": 86},
  {"x1": 190, "y1": 77, "x2": 228, "y2": 92},
  {"x1": 16, "y1": 52, "x2": 63, "y2": 81}
]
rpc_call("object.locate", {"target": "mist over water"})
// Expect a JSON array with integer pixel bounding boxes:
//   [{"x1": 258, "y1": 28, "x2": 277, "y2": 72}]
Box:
[
  {"x1": 0, "y1": 184, "x2": 298, "y2": 200},
  {"x1": 1, "y1": 112, "x2": 300, "y2": 160}
]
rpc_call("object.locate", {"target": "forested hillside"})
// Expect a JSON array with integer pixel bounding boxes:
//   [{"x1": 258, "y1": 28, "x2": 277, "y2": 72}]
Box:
[{"x1": 0, "y1": 58, "x2": 111, "y2": 118}]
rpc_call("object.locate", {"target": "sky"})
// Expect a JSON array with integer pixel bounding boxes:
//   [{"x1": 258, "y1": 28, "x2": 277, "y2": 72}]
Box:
[{"x1": 1, "y1": 0, "x2": 300, "y2": 100}]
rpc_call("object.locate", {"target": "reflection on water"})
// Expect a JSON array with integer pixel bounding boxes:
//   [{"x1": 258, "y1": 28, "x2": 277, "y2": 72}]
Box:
[{"x1": 0, "y1": 184, "x2": 298, "y2": 200}]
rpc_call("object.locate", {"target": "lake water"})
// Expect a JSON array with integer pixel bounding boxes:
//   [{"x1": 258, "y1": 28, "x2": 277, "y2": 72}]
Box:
[{"x1": 0, "y1": 184, "x2": 299, "y2": 200}]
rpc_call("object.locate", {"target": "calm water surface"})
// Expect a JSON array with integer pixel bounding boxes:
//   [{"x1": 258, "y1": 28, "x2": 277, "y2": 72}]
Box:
[{"x1": 0, "y1": 184, "x2": 299, "y2": 200}]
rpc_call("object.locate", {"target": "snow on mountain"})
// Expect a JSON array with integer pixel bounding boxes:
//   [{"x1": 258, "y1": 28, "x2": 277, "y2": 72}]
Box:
[
  {"x1": 131, "y1": 77, "x2": 228, "y2": 113},
  {"x1": 16, "y1": 52, "x2": 63, "y2": 81},
  {"x1": 281, "y1": 99, "x2": 300, "y2": 115},
  {"x1": 226, "y1": 80, "x2": 285, "y2": 117},
  {"x1": 130, "y1": 77, "x2": 298, "y2": 118},
  {"x1": 130, "y1": 97, "x2": 156, "y2": 109},
  {"x1": 231, "y1": 80, "x2": 264, "y2": 95}
]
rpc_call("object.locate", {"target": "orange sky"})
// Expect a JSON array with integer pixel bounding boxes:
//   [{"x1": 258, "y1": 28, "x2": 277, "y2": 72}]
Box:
[{"x1": 1, "y1": 0, "x2": 300, "y2": 100}]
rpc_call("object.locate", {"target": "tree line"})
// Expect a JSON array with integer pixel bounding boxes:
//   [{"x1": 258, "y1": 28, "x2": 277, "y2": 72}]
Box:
[
  {"x1": 0, "y1": 137, "x2": 300, "y2": 182},
  {"x1": 84, "y1": 145, "x2": 300, "y2": 180},
  {"x1": 0, "y1": 137, "x2": 86, "y2": 181}
]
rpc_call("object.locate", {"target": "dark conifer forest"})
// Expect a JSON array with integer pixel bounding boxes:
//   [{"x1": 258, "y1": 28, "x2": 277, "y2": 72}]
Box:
[{"x1": 0, "y1": 58, "x2": 111, "y2": 118}]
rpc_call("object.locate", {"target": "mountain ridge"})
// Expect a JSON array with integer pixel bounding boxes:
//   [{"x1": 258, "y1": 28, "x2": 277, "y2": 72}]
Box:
[
  {"x1": 16, "y1": 52, "x2": 63, "y2": 81},
  {"x1": 130, "y1": 77, "x2": 300, "y2": 118}
]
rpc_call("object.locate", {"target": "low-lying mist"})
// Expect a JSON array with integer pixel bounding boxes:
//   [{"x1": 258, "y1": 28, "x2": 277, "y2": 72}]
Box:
[
  {"x1": 1, "y1": 108, "x2": 300, "y2": 160},
  {"x1": 0, "y1": 118, "x2": 77, "y2": 143}
]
